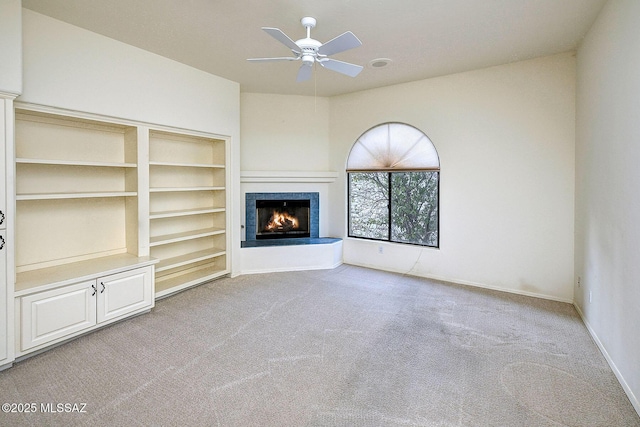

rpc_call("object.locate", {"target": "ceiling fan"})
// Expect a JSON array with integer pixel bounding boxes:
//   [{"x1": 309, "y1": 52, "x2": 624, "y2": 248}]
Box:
[{"x1": 247, "y1": 17, "x2": 363, "y2": 82}]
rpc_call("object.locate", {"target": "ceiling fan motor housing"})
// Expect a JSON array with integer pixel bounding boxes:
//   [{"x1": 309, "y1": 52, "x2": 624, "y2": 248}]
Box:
[{"x1": 297, "y1": 38, "x2": 322, "y2": 66}]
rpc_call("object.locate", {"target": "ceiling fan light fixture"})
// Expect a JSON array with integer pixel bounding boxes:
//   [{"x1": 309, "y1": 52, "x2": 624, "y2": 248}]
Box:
[{"x1": 368, "y1": 58, "x2": 392, "y2": 68}]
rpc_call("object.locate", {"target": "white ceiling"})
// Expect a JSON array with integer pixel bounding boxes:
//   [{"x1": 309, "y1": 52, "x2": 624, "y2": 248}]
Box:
[{"x1": 22, "y1": 0, "x2": 607, "y2": 97}]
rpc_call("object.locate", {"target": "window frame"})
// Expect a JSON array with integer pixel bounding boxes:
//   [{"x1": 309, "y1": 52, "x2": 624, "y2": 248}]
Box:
[{"x1": 347, "y1": 171, "x2": 440, "y2": 248}]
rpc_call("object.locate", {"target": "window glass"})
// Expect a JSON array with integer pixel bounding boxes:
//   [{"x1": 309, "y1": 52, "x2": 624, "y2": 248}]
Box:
[
  {"x1": 390, "y1": 172, "x2": 439, "y2": 246},
  {"x1": 348, "y1": 172, "x2": 389, "y2": 240}
]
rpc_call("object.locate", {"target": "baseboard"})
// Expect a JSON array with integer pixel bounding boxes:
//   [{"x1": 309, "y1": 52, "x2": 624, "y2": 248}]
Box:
[
  {"x1": 573, "y1": 303, "x2": 640, "y2": 417},
  {"x1": 344, "y1": 261, "x2": 574, "y2": 304},
  {"x1": 423, "y1": 273, "x2": 574, "y2": 304}
]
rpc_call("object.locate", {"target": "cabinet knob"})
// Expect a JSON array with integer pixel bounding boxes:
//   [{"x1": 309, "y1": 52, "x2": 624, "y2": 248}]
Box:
[
  {"x1": 100, "y1": 282, "x2": 105, "y2": 293},
  {"x1": 91, "y1": 283, "x2": 97, "y2": 296}
]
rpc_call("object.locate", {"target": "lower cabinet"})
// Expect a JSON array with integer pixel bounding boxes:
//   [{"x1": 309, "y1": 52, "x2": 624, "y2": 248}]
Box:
[{"x1": 18, "y1": 265, "x2": 153, "y2": 352}]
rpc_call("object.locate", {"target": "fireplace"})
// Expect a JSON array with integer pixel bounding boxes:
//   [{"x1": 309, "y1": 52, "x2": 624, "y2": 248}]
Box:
[
  {"x1": 256, "y1": 199, "x2": 310, "y2": 239},
  {"x1": 245, "y1": 192, "x2": 320, "y2": 241}
]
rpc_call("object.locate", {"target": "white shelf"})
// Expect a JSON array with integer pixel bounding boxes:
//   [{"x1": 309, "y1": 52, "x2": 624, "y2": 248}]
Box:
[
  {"x1": 155, "y1": 266, "x2": 227, "y2": 299},
  {"x1": 150, "y1": 227, "x2": 225, "y2": 247},
  {"x1": 16, "y1": 191, "x2": 137, "y2": 201},
  {"x1": 17, "y1": 158, "x2": 137, "y2": 168},
  {"x1": 149, "y1": 186, "x2": 224, "y2": 193},
  {"x1": 15, "y1": 253, "x2": 158, "y2": 296},
  {"x1": 155, "y1": 248, "x2": 226, "y2": 273},
  {"x1": 149, "y1": 207, "x2": 225, "y2": 220},
  {"x1": 150, "y1": 161, "x2": 224, "y2": 169}
]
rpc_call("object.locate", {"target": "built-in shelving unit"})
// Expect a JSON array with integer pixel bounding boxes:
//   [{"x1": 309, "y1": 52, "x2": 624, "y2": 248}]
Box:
[
  {"x1": 9, "y1": 106, "x2": 230, "y2": 359},
  {"x1": 149, "y1": 130, "x2": 228, "y2": 298},
  {"x1": 12, "y1": 107, "x2": 159, "y2": 358},
  {"x1": 14, "y1": 109, "x2": 141, "y2": 278}
]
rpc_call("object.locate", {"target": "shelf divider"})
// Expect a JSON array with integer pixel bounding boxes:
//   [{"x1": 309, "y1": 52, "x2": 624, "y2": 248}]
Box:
[
  {"x1": 150, "y1": 227, "x2": 225, "y2": 247},
  {"x1": 149, "y1": 186, "x2": 224, "y2": 193},
  {"x1": 17, "y1": 158, "x2": 137, "y2": 168},
  {"x1": 155, "y1": 248, "x2": 226, "y2": 273},
  {"x1": 150, "y1": 161, "x2": 224, "y2": 168},
  {"x1": 149, "y1": 207, "x2": 225, "y2": 220},
  {"x1": 17, "y1": 191, "x2": 138, "y2": 201}
]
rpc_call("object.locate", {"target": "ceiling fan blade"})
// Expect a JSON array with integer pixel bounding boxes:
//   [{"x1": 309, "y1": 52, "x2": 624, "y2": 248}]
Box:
[
  {"x1": 262, "y1": 27, "x2": 300, "y2": 52},
  {"x1": 296, "y1": 64, "x2": 313, "y2": 82},
  {"x1": 247, "y1": 57, "x2": 299, "y2": 62},
  {"x1": 319, "y1": 58, "x2": 363, "y2": 77},
  {"x1": 317, "y1": 31, "x2": 362, "y2": 56}
]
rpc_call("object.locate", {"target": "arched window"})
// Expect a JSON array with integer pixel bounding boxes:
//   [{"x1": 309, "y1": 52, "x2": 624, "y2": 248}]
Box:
[{"x1": 347, "y1": 122, "x2": 440, "y2": 247}]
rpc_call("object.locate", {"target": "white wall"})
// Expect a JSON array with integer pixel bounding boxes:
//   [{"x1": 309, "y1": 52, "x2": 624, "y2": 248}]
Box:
[
  {"x1": 238, "y1": 93, "x2": 338, "y2": 274},
  {"x1": 239, "y1": 92, "x2": 334, "y2": 239},
  {"x1": 575, "y1": 0, "x2": 640, "y2": 413},
  {"x1": 240, "y1": 54, "x2": 575, "y2": 301},
  {"x1": 20, "y1": 9, "x2": 239, "y2": 136},
  {"x1": 240, "y1": 93, "x2": 330, "y2": 172},
  {"x1": 19, "y1": 9, "x2": 242, "y2": 275},
  {"x1": 330, "y1": 53, "x2": 576, "y2": 302},
  {"x1": 0, "y1": 0, "x2": 22, "y2": 95}
]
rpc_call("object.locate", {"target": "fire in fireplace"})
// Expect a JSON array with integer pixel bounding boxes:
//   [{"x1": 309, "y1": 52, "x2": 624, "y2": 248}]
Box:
[{"x1": 256, "y1": 199, "x2": 311, "y2": 239}]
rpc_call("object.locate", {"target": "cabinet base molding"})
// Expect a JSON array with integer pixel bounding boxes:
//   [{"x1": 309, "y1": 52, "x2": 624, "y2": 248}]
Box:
[{"x1": 14, "y1": 308, "x2": 151, "y2": 362}]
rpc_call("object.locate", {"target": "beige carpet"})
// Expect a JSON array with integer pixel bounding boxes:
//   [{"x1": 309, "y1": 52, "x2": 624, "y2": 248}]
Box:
[{"x1": 1, "y1": 264, "x2": 638, "y2": 426}]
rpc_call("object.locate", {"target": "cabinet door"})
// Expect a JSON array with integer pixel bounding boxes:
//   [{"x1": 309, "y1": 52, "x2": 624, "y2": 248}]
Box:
[
  {"x1": 97, "y1": 266, "x2": 153, "y2": 323},
  {"x1": 0, "y1": 99, "x2": 6, "y2": 231},
  {"x1": 20, "y1": 280, "x2": 97, "y2": 351}
]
